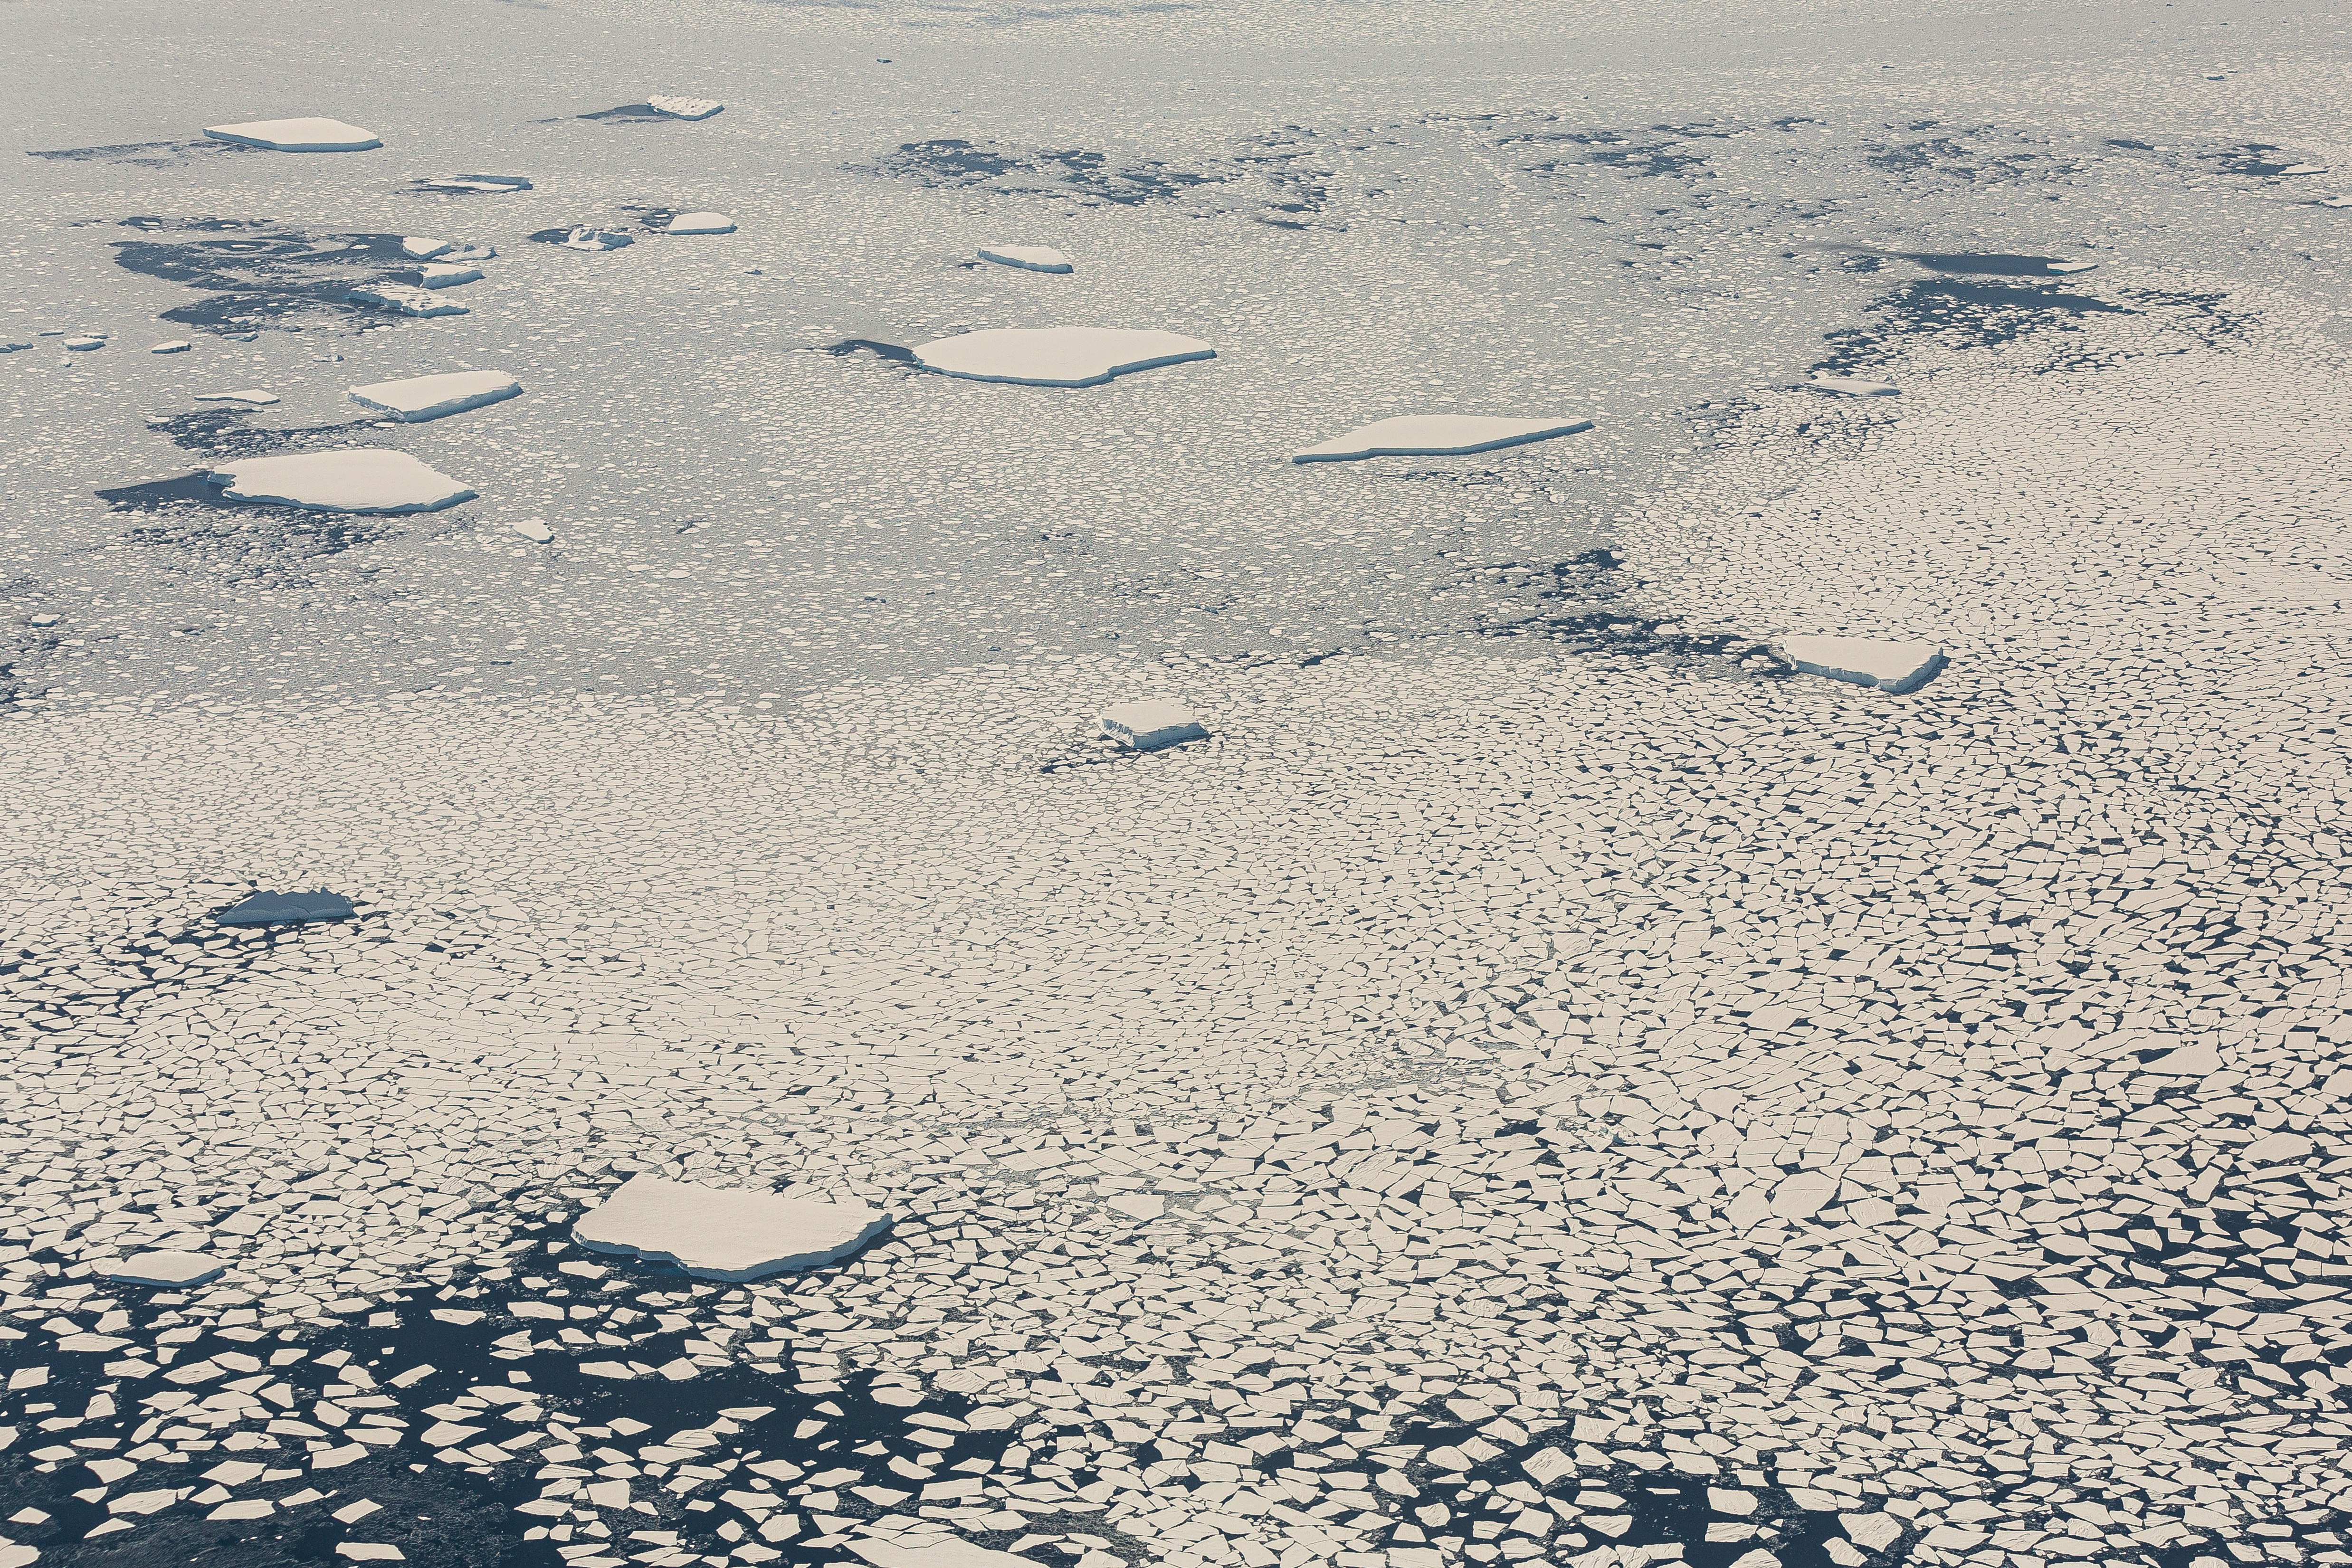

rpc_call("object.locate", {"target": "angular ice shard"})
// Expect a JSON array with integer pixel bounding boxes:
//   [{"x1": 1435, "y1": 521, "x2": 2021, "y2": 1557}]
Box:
[
  {"x1": 110, "y1": 1250, "x2": 226, "y2": 1287},
  {"x1": 347, "y1": 371, "x2": 522, "y2": 422},
  {"x1": 207, "y1": 450, "x2": 476, "y2": 513},
  {"x1": 648, "y1": 95, "x2": 724, "y2": 120},
  {"x1": 347, "y1": 283, "x2": 468, "y2": 317},
  {"x1": 1293, "y1": 414, "x2": 1592, "y2": 463},
  {"x1": 1101, "y1": 698, "x2": 1209, "y2": 751},
  {"x1": 913, "y1": 326, "x2": 1214, "y2": 387},
  {"x1": 664, "y1": 212, "x2": 736, "y2": 234},
  {"x1": 217, "y1": 889, "x2": 358, "y2": 925},
  {"x1": 2045, "y1": 259, "x2": 2099, "y2": 274},
  {"x1": 1781, "y1": 636, "x2": 1946, "y2": 694},
  {"x1": 978, "y1": 244, "x2": 1073, "y2": 274},
  {"x1": 203, "y1": 118, "x2": 382, "y2": 152},
  {"x1": 573, "y1": 1175, "x2": 890, "y2": 1281},
  {"x1": 853, "y1": 1541, "x2": 1037, "y2": 1568}
]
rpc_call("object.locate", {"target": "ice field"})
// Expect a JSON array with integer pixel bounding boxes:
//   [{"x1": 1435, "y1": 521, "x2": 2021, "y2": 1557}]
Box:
[{"x1": 3, "y1": 0, "x2": 2351, "y2": 1565}]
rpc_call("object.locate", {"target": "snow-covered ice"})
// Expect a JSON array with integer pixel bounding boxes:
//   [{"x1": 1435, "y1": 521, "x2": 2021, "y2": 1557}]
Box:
[
  {"x1": 401, "y1": 238, "x2": 454, "y2": 260},
  {"x1": 62, "y1": 336, "x2": 103, "y2": 351},
  {"x1": 646, "y1": 95, "x2": 723, "y2": 120},
  {"x1": 202, "y1": 117, "x2": 382, "y2": 152},
  {"x1": 149, "y1": 339, "x2": 190, "y2": 353},
  {"x1": 108, "y1": 1250, "x2": 226, "y2": 1288},
  {"x1": 1292, "y1": 414, "x2": 1594, "y2": 463},
  {"x1": 1779, "y1": 635, "x2": 1947, "y2": 694},
  {"x1": 977, "y1": 244, "x2": 1074, "y2": 273},
  {"x1": 347, "y1": 370, "x2": 523, "y2": 422},
  {"x1": 912, "y1": 326, "x2": 1215, "y2": 386},
  {"x1": 1101, "y1": 696, "x2": 1209, "y2": 750},
  {"x1": 206, "y1": 450, "x2": 478, "y2": 512},
  {"x1": 572, "y1": 1174, "x2": 891, "y2": 1280},
  {"x1": 346, "y1": 283, "x2": 469, "y2": 317},
  {"x1": 418, "y1": 263, "x2": 482, "y2": 288},
  {"x1": 511, "y1": 517, "x2": 554, "y2": 543},
  {"x1": 416, "y1": 174, "x2": 531, "y2": 193},
  {"x1": 663, "y1": 212, "x2": 737, "y2": 235},
  {"x1": 1805, "y1": 375, "x2": 1899, "y2": 396}
]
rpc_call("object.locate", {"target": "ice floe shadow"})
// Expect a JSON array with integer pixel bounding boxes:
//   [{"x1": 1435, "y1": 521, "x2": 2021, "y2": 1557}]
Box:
[
  {"x1": 26, "y1": 139, "x2": 262, "y2": 168},
  {"x1": 111, "y1": 220, "x2": 489, "y2": 336}
]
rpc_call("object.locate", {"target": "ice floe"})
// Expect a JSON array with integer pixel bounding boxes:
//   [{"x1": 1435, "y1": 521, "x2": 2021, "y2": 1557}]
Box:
[
  {"x1": 1780, "y1": 635, "x2": 1947, "y2": 694},
  {"x1": 207, "y1": 450, "x2": 477, "y2": 513},
  {"x1": 402, "y1": 237, "x2": 454, "y2": 259},
  {"x1": 202, "y1": 118, "x2": 382, "y2": 152},
  {"x1": 1101, "y1": 697, "x2": 1209, "y2": 750},
  {"x1": 108, "y1": 1249, "x2": 226, "y2": 1287},
  {"x1": 348, "y1": 370, "x2": 522, "y2": 422},
  {"x1": 912, "y1": 326, "x2": 1215, "y2": 387},
  {"x1": 419, "y1": 263, "x2": 482, "y2": 288},
  {"x1": 416, "y1": 173, "x2": 531, "y2": 193},
  {"x1": 978, "y1": 243, "x2": 1074, "y2": 273},
  {"x1": 63, "y1": 336, "x2": 104, "y2": 351},
  {"x1": 647, "y1": 95, "x2": 724, "y2": 120},
  {"x1": 854, "y1": 1541, "x2": 1035, "y2": 1568},
  {"x1": 561, "y1": 228, "x2": 633, "y2": 251},
  {"x1": 2046, "y1": 258, "x2": 2100, "y2": 273},
  {"x1": 216, "y1": 888, "x2": 358, "y2": 924},
  {"x1": 1292, "y1": 413, "x2": 1594, "y2": 463},
  {"x1": 150, "y1": 339, "x2": 191, "y2": 353},
  {"x1": 194, "y1": 388, "x2": 279, "y2": 404},
  {"x1": 346, "y1": 283, "x2": 468, "y2": 317},
  {"x1": 1805, "y1": 375, "x2": 1899, "y2": 396},
  {"x1": 573, "y1": 1174, "x2": 891, "y2": 1280},
  {"x1": 512, "y1": 517, "x2": 555, "y2": 543},
  {"x1": 663, "y1": 212, "x2": 737, "y2": 235}
]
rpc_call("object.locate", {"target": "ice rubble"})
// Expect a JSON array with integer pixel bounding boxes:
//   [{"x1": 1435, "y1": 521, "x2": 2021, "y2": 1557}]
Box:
[
  {"x1": 215, "y1": 888, "x2": 358, "y2": 925},
  {"x1": 108, "y1": 1250, "x2": 225, "y2": 1287},
  {"x1": 202, "y1": 118, "x2": 381, "y2": 152},
  {"x1": 1292, "y1": 414, "x2": 1593, "y2": 463},
  {"x1": 572, "y1": 1174, "x2": 891, "y2": 1280},
  {"x1": 347, "y1": 283, "x2": 468, "y2": 317},
  {"x1": 912, "y1": 327, "x2": 1215, "y2": 387},
  {"x1": 348, "y1": 371, "x2": 522, "y2": 422},
  {"x1": 1101, "y1": 698, "x2": 1209, "y2": 751},
  {"x1": 206, "y1": 450, "x2": 477, "y2": 513},
  {"x1": 977, "y1": 244, "x2": 1073, "y2": 274},
  {"x1": 664, "y1": 212, "x2": 737, "y2": 235},
  {"x1": 1780, "y1": 636, "x2": 1947, "y2": 694},
  {"x1": 564, "y1": 228, "x2": 633, "y2": 252}
]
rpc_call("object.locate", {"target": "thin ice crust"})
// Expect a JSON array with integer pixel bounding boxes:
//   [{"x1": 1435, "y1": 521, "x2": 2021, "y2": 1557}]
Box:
[
  {"x1": 1292, "y1": 414, "x2": 1593, "y2": 463},
  {"x1": 572, "y1": 1174, "x2": 892, "y2": 1281}
]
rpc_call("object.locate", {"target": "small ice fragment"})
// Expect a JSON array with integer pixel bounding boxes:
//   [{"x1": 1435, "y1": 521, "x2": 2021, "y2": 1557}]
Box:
[
  {"x1": 978, "y1": 244, "x2": 1073, "y2": 274},
  {"x1": 512, "y1": 518, "x2": 554, "y2": 543},
  {"x1": 912, "y1": 326, "x2": 1214, "y2": 387},
  {"x1": 1780, "y1": 635, "x2": 1946, "y2": 694},
  {"x1": 217, "y1": 889, "x2": 358, "y2": 925},
  {"x1": 1293, "y1": 414, "x2": 1592, "y2": 463},
  {"x1": 647, "y1": 95, "x2": 723, "y2": 120},
  {"x1": 1, "y1": 341, "x2": 30, "y2": 353},
  {"x1": 401, "y1": 238, "x2": 454, "y2": 260},
  {"x1": 151, "y1": 340, "x2": 192, "y2": 353},
  {"x1": 207, "y1": 450, "x2": 476, "y2": 513},
  {"x1": 203, "y1": 118, "x2": 382, "y2": 152},
  {"x1": 573, "y1": 1174, "x2": 891, "y2": 1282},
  {"x1": 1805, "y1": 375, "x2": 1898, "y2": 396},
  {"x1": 30, "y1": 614, "x2": 60, "y2": 627},
  {"x1": 1107, "y1": 1194, "x2": 1164, "y2": 1221},
  {"x1": 347, "y1": 371, "x2": 521, "y2": 422},
  {"x1": 421, "y1": 174, "x2": 531, "y2": 192},
  {"x1": 194, "y1": 389, "x2": 279, "y2": 405},
  {"x1": 419, "y1": 264, "x2": 482, "y2": 288},
  {"x1": 336, "y1": 1548, "x2": 405, "y2": 1563},
  {"x1": 110, "y1": 1250, "x2": 226, "y2": 1288},
  {"x1": 2276, "y1": 162, "x2": 2327, "y2": 176},
  {"x1": 63, "y1": 337, "x2": 105, "y2": 351},
  {"x1": 2045, "y1": 258, "x2": 2099, "y2": 273},
  {"x1": 664, "y1": 212, "x2": 736, "y2": 235},
  {"x1": 564, "y1": 228, "x2": 633, "y2": 252},
  {"x1": 852, "y1": 1540, "x2": 1036, "y2": 1568},
  {"x1": 1100, "y1": 699, "x2": 1209, "y2": 751},
  {"x1": 334, "y1": 1501, "x2": 383, "y2": 1524},
  {"x1": 346, "y1": 283, "x2": 468, "y2": 317}
]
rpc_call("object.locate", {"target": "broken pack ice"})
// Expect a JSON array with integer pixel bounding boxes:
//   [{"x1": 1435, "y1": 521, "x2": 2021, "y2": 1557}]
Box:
[
  {"x1": 216, "y1": 889, "x2": 358, "y2": 925},
  {"x1": 347, "y1": 283, "x2": 468, "y2": 317},
  {"x1": 110, "y1": 1250, "x2": 227, "y2": 1287},
  {"x1": 573, "y1": 1174, "x2": 891, "y2": 1281},
  {"x1": 1101, "y1": 698, "x2": 1209, "y2": 751},
  {"x1": 1293, "y1": 414, "x2": 1593, "y2": 463},
  {"x1": 1780, "y1": 636, "x2": 1947, "y2": 694},
  {"x1": 912, "y1": 326, "x2": 1215, "y2": 387},
  {"x1": 207, "y1": 450, "x2": 477, "y2": 512},
  {"x1": 348, "y1": 371, "x2": 522, "y2": 422},
  {"x1": 203, "y1": 118, "x2": 382, "y2": 152}
]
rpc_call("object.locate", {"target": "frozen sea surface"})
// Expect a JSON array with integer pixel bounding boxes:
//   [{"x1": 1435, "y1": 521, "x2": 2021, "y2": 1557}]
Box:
[{"x1": 4, "y1": 0, "x2": 2352, "y2": 1567}]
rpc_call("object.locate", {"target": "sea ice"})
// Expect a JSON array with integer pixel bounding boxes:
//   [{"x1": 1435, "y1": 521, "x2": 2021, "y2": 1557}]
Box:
[
  {"x1": 912, "y1": 327, "x2": 1215, "y2": 387},
  {"x1": 418, "y1": 174, "x2": 531, "y2": 193},
  {"x1": 401, "y1": 238, "x2": 454, "y2": 260},
  {"x1": 664, "y1": 212, "x2": 737, "y2": 235},
  {"x1": 1780, "y1": 636, "x2": 1947, "y2": 694},
  {"x1": 2046, "y1": 259, "x2": 2100, "y2": 274},
  {"x1": 978, "y1": 244, "x2": 1074, "y2": 274},
  {"x1": 151, "y1": 340, "x2": 191, "y2": 353},
  {"x1": 63, "y1": 337, "x2": 104, "y2": 351},
  {"x1": 203, "y1": 118, "x2": 382, "y2": 153},
  {"x1": 109, "y1": 1250, "x2": 226, "y2": 1288},
  {"x1": 853, "y1": 1540, "x2": 1035, "y2": 1568},
  {"x1": 564, "y1": 228, "x2": 633, "y2": 252},
  {"x1": 346, "y1": 283, "x2": 468, "y2": 318},
  {"x1": 647, "y1": 95, "x2": 724, "y2": 120},
  {"x1": 2276, "y1": 162, "x2": 2327, "y2": 176},
  {"x1": 347, "y1": 371, "x2": 522, "y2": 422},
  {"x1": 1101, "y1": 698, "x2": 1209, "y2": 751},
  {"x1": 419, "y1": 263, "x2": 482, "y2": 288},
  {"x1": 194, "y1": 389, "x2": 279, "y2": 404},
  {"x1": 1292, "y1": 414, "x2": 1593, "y2": 463},
  {"x1": 207, "y1": 450, "x2": 477, "y2": 513},
  {"x1": 1805, "y1": 375, "x2": 1900, "y2": 397},
  {"x1": 512, "y1": 518, "x2": 555, "y2": 543},
  {"x1": 216, "y1": 889, "x2": 358, "y2": 925},
  {"x1": 573, "y1": 1174, "x2": 892, "y2": 1281}
]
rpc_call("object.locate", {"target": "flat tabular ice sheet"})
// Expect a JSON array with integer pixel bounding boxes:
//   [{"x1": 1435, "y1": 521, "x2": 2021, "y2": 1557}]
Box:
[
  {"x1": 1781, "y1": 635, "x2": 1947, "y2": 694},
  {"x1": 977, "y1": 244, "x2": 1073, "y2": 273},
  {"x1": 1292, "y1": 414, "x2": 1594, "y2": 463},
  {"x1": 202, "y1": 118, "x2": 381, "y2": 152},
  {"x1": 1807, "y1": 375, "x2": 1900, "y2": 397},
  {"x1": 109, "y1": 1250, "x2": 226, "y2": 1287},
  {"x1": 664, "y1": 212, "x2": 736, "y2": 234},
  {"x1": 1102, "y1": 697, "x2": 1209, "y2": 750},
  {"x1": 206, "y1": 451, "x2": 477, "y2": 513},
  {"x1": 348, "y1": 370, "x2": 523, "y2": 422},
  {"x1": 912, "y1": 326, "x2": 1214, "y2": 387},
  {"x1": 853, "y1": 1541, "x2": 1037, "y2": 1568},
  {"x1": 573, "y1": 1174, "x2": 891, "y2": 1281},
  {"x1": 647, "y1": 95, "x2": 722, "y2": 120}
]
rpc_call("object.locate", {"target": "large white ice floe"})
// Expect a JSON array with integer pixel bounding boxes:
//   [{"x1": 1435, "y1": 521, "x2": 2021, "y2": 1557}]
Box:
[
  {"x1": 853, "y1": 1540, "x2": 1036, "y2": 1568},
  {"x1": 512, "y1": 518, "x2": 555, "y2": 543},
  {"x1": 1101, "y1": 698, "x2": 1209, "y2": 751},
  {"x1": 206, "y1": 450, "x2": 477, "y2": 513},
  {"x1": 348, "y1": 371, "x2": 522, "y2": 422},
  {"x1": 912, "y1": 326, "x2": 1214, "y2": 387},
  {"x1": 1292, "y1": 413, "x2": 1593, "y2": 463},
  {"x1": 203, "y1": 118, "x2": 381, "y2": 152},
  {"x1": 1781, "y1": 635, "x2": 1947, "y2": 694},
  {"x1": 664, "y1": 212, "x2": 736, "y2": 235},
  {"x1": 978, "y1": 243, "x2": 1073, "y2": 274},
  {"x1": 2046, "y1": 258, "x2": 2100, "y2": 274},
  {"x1": 109, "y1": 1250, "x2": 226, "y2": 1288},
  {"x1": 402, "y1": 237, "x2": 453, "y2": 260},
  {"x1": 1805, "y1": 374, "x2": 1899, "y2": 397},
  {"x1": 573, "y1": 1174, "x2": 890, "y2": 1281},
  {"x1": 648, "y1": 95, "x2": 723, "y2": 120},
  {"x1": 347, "y1": 283, "x2": 468, "y2": 318},
  {"x1": 419, "y1": 263, "x2": 482, "y2": 288}
]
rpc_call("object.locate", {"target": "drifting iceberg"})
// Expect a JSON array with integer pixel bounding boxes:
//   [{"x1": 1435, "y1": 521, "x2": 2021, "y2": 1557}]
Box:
[
  {"x1": 574, "y1": 1175, "x2": 891, "y2": 1281},
  {"x1": 347, "y1": 371, "x2": 522, "y2": 422}
]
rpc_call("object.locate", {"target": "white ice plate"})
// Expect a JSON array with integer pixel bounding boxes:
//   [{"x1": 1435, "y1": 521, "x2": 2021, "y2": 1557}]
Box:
[
  {"x1": 420, "y1": 174, "x2": 531, "y2": 193},
  {"x1": 348, "y1": 371, "x2": 522, "y2": 423},
  {"x1": 419, "y1": 263, "x2": 482, "y2": 288},
  {"x1": 204, "y1": 118, "x2": 381, "y2": 152},
  {"x1": 64, "y1": 337, "x2": 104, "y2": 351},
  {"x1": 402, "y1": 238, "x2": 453, "y2": 259},
  {"x1": 512, "y1": 518, "x2": 554, "y2": 543},
  {"x1": 110, "y1": 1250, "x2": 225, "y2": 1287},
  {"x1": 2277, "y1": 163, "x2": 2327, "y2": 176},
  {"x1": 151, "y1": 340, "x2": 191, "y2": 354},
  {"x1": 207, "y1": 450, "x2": 477, "y2": 513},
  {"x1": 1101, "y1": 698, "x2": 1209, "y2": 751},
  {"x1": 665, "y1": 212, "x2": 736, "y2": 234},
  {"x1": 2045, "y1": 259, "x2": 2099, "y2": 274},
  {"x1": 913, "y1": 326, "x2": 1214, "y2": 387},
  {"x1": 195, "y1": 389, "x2": 279, "y2": 405},
  {"x1": 1781, "y1": 635, "x2": 1947, "y2": 694},
  {"x1": 1292, "y1": 414, "x2": 1593, "y2": 463},
  {"x1": 978, "y1": 244, "x2": 1073, "y2": 274},
  {"x1": 648, "y1": 95, "x2": 723, "y2": 120},
  {"x1": 347, "y1": 283, "x2": 467, "y2": 317},
  {"x1": 1806, "y1": 375, "x2": 1899, "y2": 396},
  {"x1": 853, "y1": 1540, "x2": 1035, "y2": 1568},
  {"x1": 573, "y1": 1174, "x2": 892, "y2": 1281}
]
